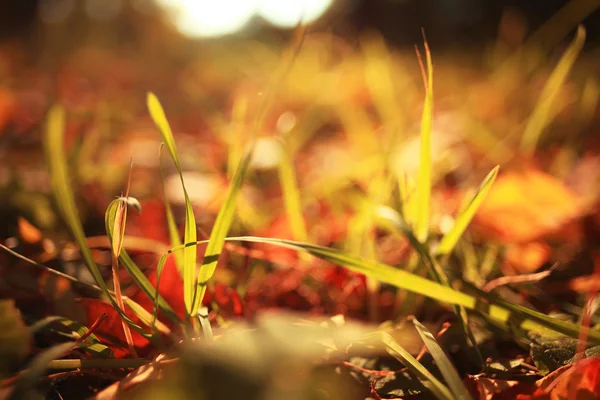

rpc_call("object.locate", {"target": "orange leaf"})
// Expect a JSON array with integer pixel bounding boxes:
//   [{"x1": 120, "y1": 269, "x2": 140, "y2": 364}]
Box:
[
  {"x1": 543, "y1": 357, "x2": 600, "y2": 399},
  {"x1": 504, "y1": 241, "x2": 551, "y2": 274},
  {"x1": 475, "y1": 168, "x2": 581, "y2": 244}
]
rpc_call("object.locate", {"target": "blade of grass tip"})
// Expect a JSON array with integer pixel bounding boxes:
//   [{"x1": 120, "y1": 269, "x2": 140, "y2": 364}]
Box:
[
  {"x1": 159, "y1": 144, "x2": 183, "y2": 271},
  {"x1": 104, "y1": 199, "x2": 182, "y2": 326},
  {"x1": 147, "y1": 93, "x2": 197, "y2": 318},
  {"x1": 436, "y1": 166, "x2": 499, "y2": 256},
  {"x1": 7, "y1": 342, "x2": 77, "y2": 400},
  {"x1": 190, "y1": 23, "x2": 308, "y2": 315},
  {"x1": 382, "y1": 333, "x2": 454, "y2": 400},
  {"x1": 411, "y1": 317, "x2": 472, "y2": 400},
  {"x1": 414, "y1": 32, "x2": 433, "y2": 243},
  {"x1": 110, "y1": 165, "x2": 138, "y2": 358},
  {"x1": 44, "y1": 105, "x2": 153, "y2": 338},
  {"x1": 520, "y1": 25, "x2": 586, "y2": 155}
]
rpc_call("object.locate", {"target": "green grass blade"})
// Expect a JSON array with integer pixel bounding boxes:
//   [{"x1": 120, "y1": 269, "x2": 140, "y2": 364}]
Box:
[
  {"x1": 157, "y1": 237, "x2": 600, "y2": 344},
  {"x1": 382, "y1": 333, "x2": 454, "y2": 400},
  {"x1": 277, "y1": 140, "x2": 308, "y2": 242},
  {"x1": 436, "y1": 166, "x2": 499, "y2": 256},
  {"x1": 414, "y1": 39, "x2": 434, "y2": 243},
  {"x1": 520, "y1": 25, "x2": 586, "y2": 154},
  {"x1": 44, "y1": 105, "x2": 153, "y2": 337},
  {"x1": 147, "y1": 93, "x2": 197, "y2": 317},
  {"x1": 221, "y1": 236, "x2": 600, "y2": 344},
  {"x1": 412, "y1": 318, "x2": 472, "y2": 400},
  {"x1": 7, "y1": 342, "x2": 77, "y2": 400},
  {"x1": 28, "y1": 316, "x2": 113, "y2": 358},
  {"x1": 191, "y1": 148, "x2": 254, "y2": 314},
  {"x1": 104, "y1": 199, "x2": 182, "y2": 325}
]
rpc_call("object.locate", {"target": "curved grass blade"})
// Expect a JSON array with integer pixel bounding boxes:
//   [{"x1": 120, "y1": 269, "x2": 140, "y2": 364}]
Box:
[
  {"x1": 436, "y1": 166, "x2": 499, "y2": 256},
  {"x1": 44, "y1": 105, "x2": 154, "y2": 338},
  {"x1": 412, "y1": 318, "x2": 472, "y2": 400},
  {"x1": 382, "y1": 333, "x2": 454, "y2": 400},
  {"x1": 225, "y1": 237, "x2": 600, "y2": 344},
  {"x1": 105, "y1": 199, "x2": 182, "y2": 326},
  {"x1": 414, "y1": 35, "x2": 433, "y2": 243},
  {"x1": 147, "y1": 93, "x2": 197, "y2": 317},
  {"x1": 7, "y1": 342, "x2": 77, "y2": 400},
  {"x1": 155, "y1": 236, "x2": 600, "y2": 345},
  {"x1": 520, "y1": 25, "x2": 586, "y2": 154}
]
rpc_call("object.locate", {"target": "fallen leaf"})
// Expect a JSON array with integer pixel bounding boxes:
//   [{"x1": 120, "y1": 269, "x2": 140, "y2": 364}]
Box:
[
  {"x1": 538, "y1": 357, "x2": 600, "y2": 399},
  {"x1": 504, "y1": 241, "x2": 551, "y2": 273},
  {"x1": 475, "y1": 168, "x2": 582, "y2": 243}
]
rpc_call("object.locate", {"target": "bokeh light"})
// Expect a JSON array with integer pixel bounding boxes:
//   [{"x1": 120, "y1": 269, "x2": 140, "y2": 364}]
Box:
[
  {"x1": 256, "y1": 0, "x2": 333, "y2": 28},
  {"x1": 155, "y1": 0, "x2": 334, "y2": 37}
]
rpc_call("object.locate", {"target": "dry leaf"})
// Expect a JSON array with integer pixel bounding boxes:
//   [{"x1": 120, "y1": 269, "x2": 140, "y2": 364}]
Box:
[{"x1": 475, "y1": 168, "x2": 581, "y2": 244}]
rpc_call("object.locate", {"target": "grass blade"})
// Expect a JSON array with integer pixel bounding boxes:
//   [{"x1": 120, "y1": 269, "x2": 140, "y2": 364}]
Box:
[
  {"x1": 222, "y1": 236, "x2": 600, "y2": 344},
  {"x1": 412, "y1": 318, "x2": 472, "y2": 400},
  {"x1": 191, "y1": 148, "x2": 254, "y2": 314},
  {"x1": 190, "y1": 24, "x2": 307, "y2": 314},
  {"x1": 436, "y1": 166, "x2": 499, "y2": 256},
  {"x1": 277, "y1": 139, "x2": 308, "y2": 243},
  {"x1": 414, "y1": 36, "x2": 433, "y2": 243},
  {"x1": 520, "y1": 25, "x2": 586, "y2": 154},
  {"x1": 29, "y1": 317, "x2": 114, "y2": 358},
  {"x1": 7, "y1": 342, "x2": 77, "y2": 400},
  {"x1": 44, "y1": 105, "x2": 153, "y2": 338},
  {"x1": 155, "y1": 236, "x2": 600, "y2": 344},
  {"x1": 147, "y1": 93, "x2": 197, "y2": 318},
  {"x1": 382, "y1": 333, "x2": 454, "y2": 400}
]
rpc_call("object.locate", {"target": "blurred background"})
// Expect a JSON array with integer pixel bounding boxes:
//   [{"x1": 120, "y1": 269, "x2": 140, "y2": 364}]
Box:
[
  {"x1": 1, "y1": 0, "x2": 599, "y2": 322},
  {"x1": 1, "y1": 0, "x2": 600, "y2": 45}
]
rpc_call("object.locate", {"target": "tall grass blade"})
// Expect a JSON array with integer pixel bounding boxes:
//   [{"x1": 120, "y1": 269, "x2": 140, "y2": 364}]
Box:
[
  {"x1": 414, "y1": 37, "x2": 434, "y2": 243},
  {"x1": 191, "y1": 148, "x2": 254, "y2": 314},
  {"x1": 520, "y1": 25, "x2": 586, "y2": 154},
  {"x1": 382, "y1": 333, "x2": 454, "y2": 400},
  {"x1": 277, "y1": 139, "x2": 308, "y2": 242},
  {"x1": 412, "y1": 318, "x2": 472, "y2": 400},
  {"x1": 436, "y1": 166, "x2": 499, "y2": 256},
  {"x1": 190, "y1": 24, "x2": 307, "y2": 314},
  {"x1": 147, "y1": 93, "x2": 197, "y2": 318},
  {"x1": 44, "y1": 105, "x2": 153, "y2": 337}
]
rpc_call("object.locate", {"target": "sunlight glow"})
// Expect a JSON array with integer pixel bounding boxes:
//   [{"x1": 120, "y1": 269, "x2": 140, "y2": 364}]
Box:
[
  {"x1": 257, "y1": 0, "x2": 333, "y2": 27},
  {"x1": 155, "y1": 0, "x2": 333, "y2": 37},
  {"x1": 158, "y1": 0, "x2": 258, "y2": 37}
]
